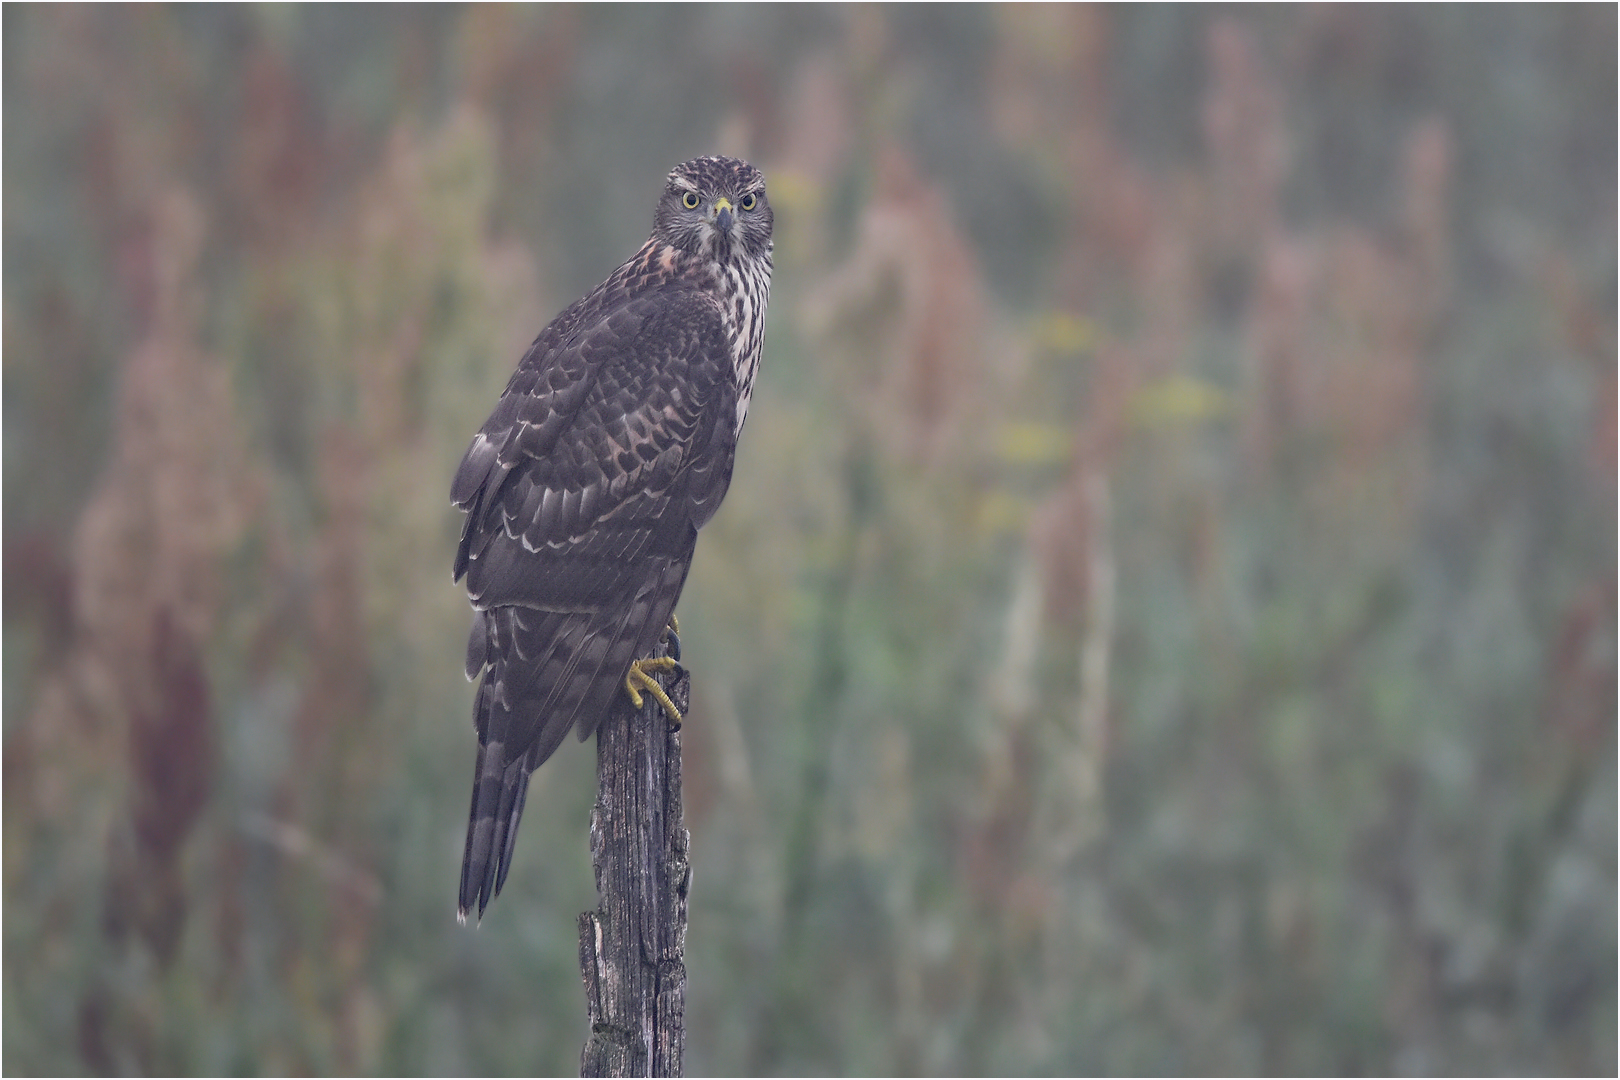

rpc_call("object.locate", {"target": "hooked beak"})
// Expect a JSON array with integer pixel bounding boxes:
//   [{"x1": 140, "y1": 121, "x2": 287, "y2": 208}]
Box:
[{"x1": 712, "y1": 196, "x2": 734, "y2": 235}]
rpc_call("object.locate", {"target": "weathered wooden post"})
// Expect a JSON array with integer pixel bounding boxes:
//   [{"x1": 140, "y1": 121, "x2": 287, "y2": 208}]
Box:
[{"x1": 578, "y1": 641, "x2": 689, "y2": 1078}]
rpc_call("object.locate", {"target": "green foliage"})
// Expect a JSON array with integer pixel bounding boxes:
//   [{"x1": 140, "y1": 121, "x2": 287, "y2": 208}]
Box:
[{"x1": 4, "y1": 5, "x2": 1613, "y2": 1075}]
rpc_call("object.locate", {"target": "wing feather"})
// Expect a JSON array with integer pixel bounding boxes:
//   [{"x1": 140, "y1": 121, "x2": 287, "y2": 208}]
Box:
[{"x1": 453, "y1": 291, "x2": 733, "y2": 611}]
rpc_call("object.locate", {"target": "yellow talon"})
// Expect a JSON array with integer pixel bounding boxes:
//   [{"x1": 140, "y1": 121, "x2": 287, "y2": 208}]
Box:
[{"x1": 625, "y1": 656, "x2": 684, "y2": 726}]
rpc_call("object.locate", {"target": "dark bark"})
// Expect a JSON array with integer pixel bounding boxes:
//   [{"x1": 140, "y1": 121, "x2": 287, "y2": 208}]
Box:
[{"x1": 578, "y1": 651, "x2": 690, "y2": 1078}]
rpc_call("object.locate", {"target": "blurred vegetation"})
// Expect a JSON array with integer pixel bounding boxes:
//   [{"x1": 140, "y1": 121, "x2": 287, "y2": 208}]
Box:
[{"x1": 4, "y1": 5, "x2": 1614, "y2": 1075}]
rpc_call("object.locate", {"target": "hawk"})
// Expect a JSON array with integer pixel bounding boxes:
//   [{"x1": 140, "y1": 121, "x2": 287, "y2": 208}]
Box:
[{"x1": 451, "y1": 156, "x2": 772, "y2": 922}]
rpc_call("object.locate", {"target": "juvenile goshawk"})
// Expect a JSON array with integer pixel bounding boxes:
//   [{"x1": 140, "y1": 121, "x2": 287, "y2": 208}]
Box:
[{"x1": 451, "y1": 156, "x2": 772, "y2": 921}]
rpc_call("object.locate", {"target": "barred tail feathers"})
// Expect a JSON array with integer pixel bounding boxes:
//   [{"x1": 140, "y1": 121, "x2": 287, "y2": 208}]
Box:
[
  {"x1": 456, "y1": 555, "x2": 692, "y2": 921},
  {"x1": 458, "y1": 678, "x2": 507, "y2": 922}
]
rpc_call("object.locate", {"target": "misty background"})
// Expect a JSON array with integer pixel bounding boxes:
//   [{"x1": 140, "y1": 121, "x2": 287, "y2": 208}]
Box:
[{"x1": 4, "y1": 5, "x2": 1614, "y2": 1075}]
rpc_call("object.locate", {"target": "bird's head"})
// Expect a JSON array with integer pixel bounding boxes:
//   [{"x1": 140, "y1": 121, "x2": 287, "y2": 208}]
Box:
[{"x1": 653, "y1": 156, "x2": 772, "y2": 263}]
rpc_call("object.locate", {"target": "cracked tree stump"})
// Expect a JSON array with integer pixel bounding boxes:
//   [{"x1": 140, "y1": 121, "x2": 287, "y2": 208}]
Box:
[{"x1": 578, "y1": 647, "x2": 690, "y2": 1078}]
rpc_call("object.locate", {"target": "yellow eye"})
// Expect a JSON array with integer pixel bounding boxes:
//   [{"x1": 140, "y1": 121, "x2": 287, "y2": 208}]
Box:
[
  {"x1": 682, "y1": 191, "x2": 700, "y2": 210},
  {"x1": 740, "y1": 192, "x2": 757, "y2": 211}
]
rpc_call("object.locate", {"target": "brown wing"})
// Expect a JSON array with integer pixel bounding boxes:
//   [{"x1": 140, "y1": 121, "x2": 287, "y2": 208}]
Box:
[{"x1": 453, "y1": 288, "x2": 738, "y2": 921}]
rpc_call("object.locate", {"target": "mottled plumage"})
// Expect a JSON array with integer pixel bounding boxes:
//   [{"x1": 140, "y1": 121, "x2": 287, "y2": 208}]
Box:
[{"x1": 452, "y1": 157, "x2": 772, "y2": 922}]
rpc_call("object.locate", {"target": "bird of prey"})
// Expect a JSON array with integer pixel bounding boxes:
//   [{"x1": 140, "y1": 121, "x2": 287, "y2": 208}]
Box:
[{"x1": 451, "y1": 156, "x2": 772, "y2": 922}]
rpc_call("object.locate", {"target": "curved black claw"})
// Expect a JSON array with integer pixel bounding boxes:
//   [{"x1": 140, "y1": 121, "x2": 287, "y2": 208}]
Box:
[{"x1": 662, "y1": 617, "x2": 682, "y2": 662}]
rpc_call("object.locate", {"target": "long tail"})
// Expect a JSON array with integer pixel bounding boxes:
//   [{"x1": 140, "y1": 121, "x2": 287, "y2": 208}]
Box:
[
  {"x1": 456, "y1": 557, "x2": 691, "y2": 922},
  {"x1": 457, "y1": 680, "x2": 534, "y2": 923},
  {"x1": 456, "y1": 612, "x2": 572, "y2": 925}
]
